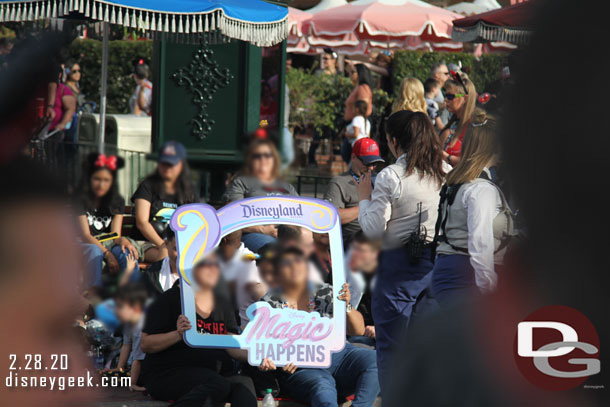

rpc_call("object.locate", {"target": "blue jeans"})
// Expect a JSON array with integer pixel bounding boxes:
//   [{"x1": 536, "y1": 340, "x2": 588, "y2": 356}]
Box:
[
  {"x1": 277, "y1": 343, "x2": 379, "y2": 407},
  {"x1": 348, "y1": 336, "x2": 376, "y2": 349},
  {"x1": 241, "y1": 233, "x2": 276, "y2": 253},
  {"x1": 82, "y1": 243, "x2": 104, "y2": 288},
  {"x1": 82, "y1": 244, "x2": 140, "y2": 288},
  {"x1": 110, "y1": 245, "x2": 141, "y2": 283}
]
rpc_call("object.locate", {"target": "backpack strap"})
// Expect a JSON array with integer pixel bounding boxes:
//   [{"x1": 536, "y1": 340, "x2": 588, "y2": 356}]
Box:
[{"x1": 431, "y1": 182, "x2": 467, "y2": 261}]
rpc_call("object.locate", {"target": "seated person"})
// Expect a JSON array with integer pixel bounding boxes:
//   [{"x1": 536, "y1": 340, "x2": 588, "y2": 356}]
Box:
[
  {"x1": 276, "y1": 225, "x2": 324, "y2": 284},
  {"x1": 218, "y1": 230, "x2": 266, "y2": 329},
  {"x1": 258, "y1": 247, "x2": 379, "y2": 407},
  {"x1": 131, "y1": 141, "x2": 197, "y2": 263},
  {"x1": 111, "y1": 283, "x2": 148, "y2": 391},
  {"x1": 76, "y1": 153, "x2": 138, "y2": 293},
  {"x1": 222, "y1": 139, "x2": 298, "y2": 252},
  {"x1": 141, "y1": 229, "x2": 180, "y2": 299},
  {"x1": 140, "y1": 254, "x2": 256, "y2": 407},
  {"x1": 345, "y1": 231, "x2": 379, "y2": 346}
]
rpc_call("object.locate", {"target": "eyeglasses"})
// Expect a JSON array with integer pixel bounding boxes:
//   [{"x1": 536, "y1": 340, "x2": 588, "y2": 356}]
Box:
[
  {"x1": 445, "y1": 93, "x2": 465, "y2": 101},
  {"x1": 72, "y1": 69, "x2": 81, "y2": 73},
  {"x1": 252, "y1": 152, "x2": 273, "y2": 160}
]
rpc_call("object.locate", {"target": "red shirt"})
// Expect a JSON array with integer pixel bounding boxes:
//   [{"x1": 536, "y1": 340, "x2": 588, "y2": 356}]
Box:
[{"x1": 446, "y1": 120, "x2": 470, "y2": 157}]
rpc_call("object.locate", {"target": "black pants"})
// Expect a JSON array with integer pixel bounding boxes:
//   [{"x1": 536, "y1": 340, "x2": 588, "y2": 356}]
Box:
[{"x1": 146, "y1": 366, "x2": 257, "y2": 407}]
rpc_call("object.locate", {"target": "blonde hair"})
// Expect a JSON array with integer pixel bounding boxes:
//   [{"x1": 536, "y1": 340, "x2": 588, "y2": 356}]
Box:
[
  {"x1": 392, "y1": 78, "x2": 427, "y2": 114},
  {"x1": 444, "y1": 75, "x2": 477, "y2": 137},
  {"x1": 446, "y1": 109, "x2": 498, "y2": 186}
]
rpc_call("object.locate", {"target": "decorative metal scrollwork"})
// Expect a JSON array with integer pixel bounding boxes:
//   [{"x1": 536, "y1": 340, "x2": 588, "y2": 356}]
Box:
[{"x1": 172, "y1": 45, "x2": 233, "y2": 140}]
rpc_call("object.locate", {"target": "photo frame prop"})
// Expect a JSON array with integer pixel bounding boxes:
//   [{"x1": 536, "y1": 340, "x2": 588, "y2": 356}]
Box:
[{"x1": 170, "y1": 196, "x2": 346, "y2": 368}]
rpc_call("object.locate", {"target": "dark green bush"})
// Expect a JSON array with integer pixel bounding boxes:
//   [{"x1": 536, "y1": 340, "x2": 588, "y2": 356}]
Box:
[
  {"x1": 287, "y1": 68, "x2": 391, "y2": 135},
  {"x1": 66, "y1": 39, "x2": 153, "y2": 114},
  {"x1": 391, "y1": 50, "x2": 505, "y2": 95}
]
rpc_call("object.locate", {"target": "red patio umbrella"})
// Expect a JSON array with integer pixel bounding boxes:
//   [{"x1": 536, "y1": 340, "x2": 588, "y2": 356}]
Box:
[{"x1": 452, "y1": 1, "x2": 534, "y2": 45}]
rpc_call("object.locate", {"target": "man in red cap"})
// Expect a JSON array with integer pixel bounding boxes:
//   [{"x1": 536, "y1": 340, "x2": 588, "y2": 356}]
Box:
[{"x1": 324, "y1": 138, "x2": 384, "y2": 249}]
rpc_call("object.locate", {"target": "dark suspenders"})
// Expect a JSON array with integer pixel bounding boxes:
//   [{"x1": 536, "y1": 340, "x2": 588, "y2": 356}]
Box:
[{"x1": 431, "y1": 173, "x2": 512, "y2": 262}]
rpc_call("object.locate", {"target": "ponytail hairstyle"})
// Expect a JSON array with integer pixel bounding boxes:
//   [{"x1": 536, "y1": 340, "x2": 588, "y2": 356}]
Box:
[
  {"x1": 446, "y1": 109, "x2": 498, "y2": 186},
  {"x1": 77, "y1": 152, "x2": 125, "y2": 211},
  {"x1": 385, "y1": 110, "x2": 446, "y2": 186},
  {"x1": 443, "y1": 72, "x2": 477, "y2": 137},
  {"x1": 392, "y1": 77, "x2": 427, "y2": 114},
  {"x1": 355, "y1": 63, "x2": 374, "y2": 90}
]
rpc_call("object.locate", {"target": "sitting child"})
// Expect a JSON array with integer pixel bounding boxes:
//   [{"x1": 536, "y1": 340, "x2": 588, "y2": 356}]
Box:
[{"x1": 112, "y1": 283, "x2": 148, "y2": 392}]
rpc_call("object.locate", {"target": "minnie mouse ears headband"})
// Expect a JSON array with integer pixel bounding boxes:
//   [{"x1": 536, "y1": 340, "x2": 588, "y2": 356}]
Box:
[
  {"x1": 88, "y1": 153, "x2": 124, "y2": 172},
  {"x1": 449, "y1": 70, "x2": 469, "y2": 95}
]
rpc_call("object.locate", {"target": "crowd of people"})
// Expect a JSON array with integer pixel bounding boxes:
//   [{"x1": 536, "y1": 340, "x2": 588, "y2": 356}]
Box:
[{"x1": 69, "y1": 58, "x2": 516, "y2": 407}]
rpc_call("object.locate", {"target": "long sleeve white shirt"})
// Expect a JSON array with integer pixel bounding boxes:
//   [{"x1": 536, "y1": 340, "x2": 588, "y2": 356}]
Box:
[
  {"x1": 461, "y1": 179, "x2": 502, "y2": 293},
  {"x1": 358, "y1": 154, "x2": 448, "y2": 249},
  {"x1": 358, "y1": 163, "x2": 402, "y2": 241}
]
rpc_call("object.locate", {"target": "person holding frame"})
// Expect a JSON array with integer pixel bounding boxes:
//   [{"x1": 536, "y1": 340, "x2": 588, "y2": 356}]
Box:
[{"x1": 257, "y1": 246, "x2": 379, "y2": 407}]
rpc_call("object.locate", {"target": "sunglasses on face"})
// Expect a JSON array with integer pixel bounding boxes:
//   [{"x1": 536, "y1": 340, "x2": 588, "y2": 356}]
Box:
[
  {"x1": 252, "y1": 152, "x2": 273, "y2": 160},
  {"x1": 445, "y1": 93, "x2": 465, "y2": 101},
  {"x1": 72, "y1": 69, "x2": 81, "y2": 73}
]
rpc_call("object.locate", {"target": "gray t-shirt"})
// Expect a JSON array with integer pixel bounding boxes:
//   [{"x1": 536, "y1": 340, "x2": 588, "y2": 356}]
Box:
[
  {"x1": 222, "y1": 176, "x2": 298, "y2": 203},
  {"x1": 324, "y1": 173, "x2": 361, "y2": 248},
  {"x1": 123, "y1": 317, "x2": 145, "y2": 362}
]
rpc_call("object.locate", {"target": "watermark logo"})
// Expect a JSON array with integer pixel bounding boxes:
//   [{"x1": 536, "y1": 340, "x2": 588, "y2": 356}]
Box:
[{"x1": 514, "y1": 305, "x2": 600, "y2": 391}]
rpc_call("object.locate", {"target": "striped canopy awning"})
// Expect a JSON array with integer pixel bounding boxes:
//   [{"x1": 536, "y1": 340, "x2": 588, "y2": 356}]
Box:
[
  {"x1": 452, "y1": 1, "x2": 532, "y2": 45},
  {"x1": 0, "y1": 0, "x2": 289, "y2": 46}
]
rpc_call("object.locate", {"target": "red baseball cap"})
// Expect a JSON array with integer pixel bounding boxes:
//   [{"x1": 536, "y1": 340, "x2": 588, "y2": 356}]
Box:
[{"x1": 352, "y1": 138, "x2": 384, "y2": 165}]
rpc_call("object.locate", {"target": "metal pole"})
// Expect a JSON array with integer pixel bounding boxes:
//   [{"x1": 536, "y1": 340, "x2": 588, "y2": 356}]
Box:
[{"x1": 98, "y1": 22, "x2": 109, "y2": 153}]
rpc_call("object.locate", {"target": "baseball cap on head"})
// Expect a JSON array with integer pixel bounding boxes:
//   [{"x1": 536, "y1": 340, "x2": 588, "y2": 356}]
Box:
[
  {"x1": 352, "y1": 138, "x2": 384, "y2": 165},
  {"x1": 158, "y1": 141, "x2": 186, "y2": 166}
]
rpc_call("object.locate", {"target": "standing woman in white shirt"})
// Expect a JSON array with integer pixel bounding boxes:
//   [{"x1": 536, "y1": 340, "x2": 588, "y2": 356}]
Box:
[
  {"x1": 357, "y1": 110, "x2": 448, "y2": 399},
  {"x1": 430, "y1": 110, "x2": 513, "y2": 307}
]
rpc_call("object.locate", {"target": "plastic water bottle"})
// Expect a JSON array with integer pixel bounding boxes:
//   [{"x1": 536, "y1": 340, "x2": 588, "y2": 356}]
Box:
[{"x1": 262, "y1": 388, "x2": 275, "y2": 407}]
